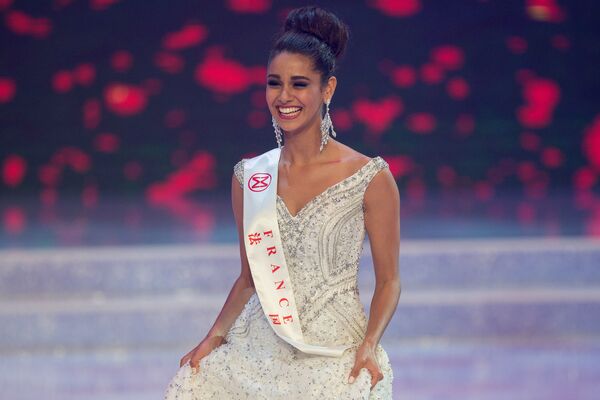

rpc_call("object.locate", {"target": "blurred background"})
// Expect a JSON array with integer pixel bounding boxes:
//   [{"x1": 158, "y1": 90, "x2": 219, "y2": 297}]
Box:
[{"x1": 1, "y1": 0, "x2": 599, "y2": 399}]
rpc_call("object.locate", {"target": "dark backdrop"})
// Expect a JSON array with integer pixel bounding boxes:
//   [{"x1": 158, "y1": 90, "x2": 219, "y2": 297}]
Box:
[{"x1": 2, "y1": 0, "x2": 599, "y2": 206}]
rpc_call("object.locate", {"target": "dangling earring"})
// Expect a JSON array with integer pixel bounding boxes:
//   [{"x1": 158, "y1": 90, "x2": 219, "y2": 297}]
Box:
[
  {"x1": 319, "y1": 98, "x2": 336, "y2": 152},
  {"x1": 272, "y1": 115, "x2": 283, "y2": 148}
]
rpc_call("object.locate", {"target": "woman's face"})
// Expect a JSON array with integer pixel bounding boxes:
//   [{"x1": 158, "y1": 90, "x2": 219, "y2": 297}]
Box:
[{"x1": 266, "y1": 51, "x2": 336, "y2": 137}]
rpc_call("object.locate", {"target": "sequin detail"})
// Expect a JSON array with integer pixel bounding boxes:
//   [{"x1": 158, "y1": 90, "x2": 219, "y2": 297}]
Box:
[{"x1": 163, "y1": 155, "x2": 393, "y2": 400}]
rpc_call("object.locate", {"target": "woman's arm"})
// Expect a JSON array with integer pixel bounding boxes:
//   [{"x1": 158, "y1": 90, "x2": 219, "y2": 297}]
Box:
[
  {"x1": 182, "y1": 174, "x2": 255, "y2": 370},
  {"x1": 204, "y1": 173, "x2": 256, "y2": 339},
  {"x1": 348, "y1": 166, "x2": 401, "y2": 388},
  {"x1": 362, "y1": 167, "x2": 401, "y2": 346}
]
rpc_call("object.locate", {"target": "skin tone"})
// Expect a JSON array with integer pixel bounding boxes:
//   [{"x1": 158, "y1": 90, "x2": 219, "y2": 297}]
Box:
[{"x1": 180, "y1": 51, "x2": 401, "y2": 391}]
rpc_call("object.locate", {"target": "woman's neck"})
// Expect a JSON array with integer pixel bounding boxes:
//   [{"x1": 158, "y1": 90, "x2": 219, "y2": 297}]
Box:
[{"x1": 280, "y1": 125, "x2": 333, "y2": 166}]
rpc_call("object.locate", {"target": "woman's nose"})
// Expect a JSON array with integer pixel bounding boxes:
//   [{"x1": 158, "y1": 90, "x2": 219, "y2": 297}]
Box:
[{"x1": 279, "y1": 84, "x2": 293, "y2": 100}]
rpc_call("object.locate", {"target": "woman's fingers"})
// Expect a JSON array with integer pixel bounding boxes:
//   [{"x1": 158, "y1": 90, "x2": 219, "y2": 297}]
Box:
[
  {"x1": 179, "y1": 353, "x2": 191, "y2": 368},
  {"x1": 179, "y1": 346, "x2": 197, "y2": 368},
  {"x1": 367, "y1": 363, "x2": 384, "y2": 389},
  {"x1": 347, "y1": 360, "x2": 363, "y2": 383},
  {"x1": 369, "y1": 369, "x2": 384, "y2": 389},
  {"x1": 349, "y1": 363, "x2": 383, "y2": 389},
  {"x1": 190, "y1": 361, "x2": 199, "y2": 374},
  {"x1": 189, "y1": 355, "x2": 202, "y2": 374}
]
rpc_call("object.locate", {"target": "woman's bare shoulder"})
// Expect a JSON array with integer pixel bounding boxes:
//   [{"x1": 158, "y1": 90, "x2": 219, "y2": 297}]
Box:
[{"x1": 333, "y1": 141, "x2": 373, "y2": 168}]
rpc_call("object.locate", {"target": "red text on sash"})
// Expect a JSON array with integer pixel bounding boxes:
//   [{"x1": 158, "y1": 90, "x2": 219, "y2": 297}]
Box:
[{"x1": 247, "y1": 228, "x2": 293, "y2": 326}]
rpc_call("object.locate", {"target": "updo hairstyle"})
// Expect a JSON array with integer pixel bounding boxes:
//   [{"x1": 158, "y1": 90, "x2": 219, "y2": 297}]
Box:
[{"x1": 267, "y1": 5, "x2": 350, "y2": 89}]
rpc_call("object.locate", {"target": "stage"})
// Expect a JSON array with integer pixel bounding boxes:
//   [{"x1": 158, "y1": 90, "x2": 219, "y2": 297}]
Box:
[{"x1": 1, "y1": 194, "x2": 599, "y2": 399}]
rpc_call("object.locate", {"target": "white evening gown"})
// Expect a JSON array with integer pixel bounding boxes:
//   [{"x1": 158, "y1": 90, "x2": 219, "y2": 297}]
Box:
[{"x1": 164, "y1": 155, "x2": 393, "y2": 400}]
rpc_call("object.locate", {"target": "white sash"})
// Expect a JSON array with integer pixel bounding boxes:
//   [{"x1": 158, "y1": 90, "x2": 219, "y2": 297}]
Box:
[{"x1": 242, "y1": 147, "x2": 350, "y2": 357}]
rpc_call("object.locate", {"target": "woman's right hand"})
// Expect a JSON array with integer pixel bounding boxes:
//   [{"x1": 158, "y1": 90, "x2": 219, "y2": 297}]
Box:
[{"x1": 179, "y1": 335, "x2": 227, "y2": 373}]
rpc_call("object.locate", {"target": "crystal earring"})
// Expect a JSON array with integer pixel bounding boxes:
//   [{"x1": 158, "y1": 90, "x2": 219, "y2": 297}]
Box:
[
  {"x1": 319, "y1": 99, "x2": 336, "y2": 152},
  {"x1": 272, "y1": 115, "x2": 283, "y2": 148}
]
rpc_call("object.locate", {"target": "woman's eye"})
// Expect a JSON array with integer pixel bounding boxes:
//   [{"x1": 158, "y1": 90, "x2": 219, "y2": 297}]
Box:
[{"x1": 266, "y1": 81, "x2": 307, "y2": 87}]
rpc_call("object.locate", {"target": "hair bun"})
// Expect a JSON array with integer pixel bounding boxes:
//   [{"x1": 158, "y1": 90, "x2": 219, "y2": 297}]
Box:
[{"x1": 283, "y1": 6, "x2": 349, "y2": 60}]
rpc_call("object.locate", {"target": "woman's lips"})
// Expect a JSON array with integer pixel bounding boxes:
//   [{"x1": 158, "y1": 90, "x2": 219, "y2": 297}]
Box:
[{"x1": 277, "y1": 106, "x2": 302, "y2": 120}]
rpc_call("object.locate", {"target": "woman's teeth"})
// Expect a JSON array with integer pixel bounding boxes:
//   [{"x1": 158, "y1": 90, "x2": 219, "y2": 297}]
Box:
[{"x1": 279, "y1": 107, "x2": 302, "y2": 115}]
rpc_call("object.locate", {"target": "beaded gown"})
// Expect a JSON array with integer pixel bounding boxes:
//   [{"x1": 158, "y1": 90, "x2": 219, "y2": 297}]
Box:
[{"x1": 163, "y1": 155, "x2": 393, "y2": 400}]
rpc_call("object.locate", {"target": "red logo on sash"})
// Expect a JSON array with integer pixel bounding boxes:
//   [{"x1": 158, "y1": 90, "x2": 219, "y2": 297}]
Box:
[{"x1": 248, "y1": 172, "x2": 272, "y2": 192}]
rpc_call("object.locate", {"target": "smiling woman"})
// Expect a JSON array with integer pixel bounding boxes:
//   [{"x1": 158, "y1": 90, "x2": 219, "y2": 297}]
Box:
[
  {"x1": 164, "y1": 5, "x2": 400, "y2": 400},
  {"x1": 264, "y1": 7, "x2": 348, "y2": 152},
  {"x1": 266, "y1": 51, "x2": 337, "y2": 150}
]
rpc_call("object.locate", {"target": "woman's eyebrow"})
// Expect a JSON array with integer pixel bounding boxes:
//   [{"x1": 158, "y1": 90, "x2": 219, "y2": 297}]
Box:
[{"x1": 267, "y1": 74, "x2": 311, "y2": 80}]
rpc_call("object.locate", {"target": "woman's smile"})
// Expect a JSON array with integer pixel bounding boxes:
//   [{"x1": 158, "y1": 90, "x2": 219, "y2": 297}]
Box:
[{"x1": 277, "y1": 105, "x2": 303, "y2": 120}]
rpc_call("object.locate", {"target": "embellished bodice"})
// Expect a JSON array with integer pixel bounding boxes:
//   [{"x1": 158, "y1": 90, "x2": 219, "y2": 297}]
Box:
[{"x1": 233, "y1": 156, "x2": 389, "y2": 347}]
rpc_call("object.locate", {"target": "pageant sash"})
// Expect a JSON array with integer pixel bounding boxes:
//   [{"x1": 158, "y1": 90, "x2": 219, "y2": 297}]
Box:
[{"x1": 243, "y1": 147, "x2": 350, "y2": 357}]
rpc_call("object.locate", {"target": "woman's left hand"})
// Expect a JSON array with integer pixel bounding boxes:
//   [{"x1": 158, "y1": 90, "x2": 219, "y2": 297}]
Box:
[{"x1": 347, "y1": 340, "x2": 384, "y2": 390}]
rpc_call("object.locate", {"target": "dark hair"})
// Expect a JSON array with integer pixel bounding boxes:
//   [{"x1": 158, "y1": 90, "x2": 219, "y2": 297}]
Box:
[{"x1": 268, "y1": 5, "x2": 350, "y2": 88}]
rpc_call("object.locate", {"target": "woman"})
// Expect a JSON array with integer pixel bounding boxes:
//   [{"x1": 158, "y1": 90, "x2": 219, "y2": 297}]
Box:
[{"x1": 164, "y1": 5, "x2": 400, "y2": 399}]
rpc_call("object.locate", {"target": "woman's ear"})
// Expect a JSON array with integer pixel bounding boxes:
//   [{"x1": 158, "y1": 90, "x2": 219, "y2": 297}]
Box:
[
  {"x1": 326, "y1": 76, "x2": 337, "y2": 100},
  {"x1": 323, "y1": 76, "x2": 337, "y2": 103}
]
